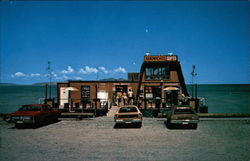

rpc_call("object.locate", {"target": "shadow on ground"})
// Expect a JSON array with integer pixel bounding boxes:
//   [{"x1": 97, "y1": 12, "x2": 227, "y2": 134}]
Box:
[
  {"x1": 12, "y1": 120, "x2": 61, "y2": 129},
  {"x1": 113, "y1": 123, "x2": 142, "y2": 129},
  {"x1": 164, "y1": 121, "x2": 198, "y2": 130}
]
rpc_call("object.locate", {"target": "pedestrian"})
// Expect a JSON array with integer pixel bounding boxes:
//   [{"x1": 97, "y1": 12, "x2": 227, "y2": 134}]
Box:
[
  {"x1": 117, "y1": 91, "x2": 123, "y2": 106},
  {"x1": 122, "y1": 92, "x2": 128, "y2": 105},
  {"x1": 128, "y1": 89, "x2": 133, "y2": 104}
]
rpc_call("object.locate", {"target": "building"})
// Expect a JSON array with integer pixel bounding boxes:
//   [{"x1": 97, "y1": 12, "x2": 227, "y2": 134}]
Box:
[{"x1": 57, "y1": 54, "x2": 195, "y2": 111}]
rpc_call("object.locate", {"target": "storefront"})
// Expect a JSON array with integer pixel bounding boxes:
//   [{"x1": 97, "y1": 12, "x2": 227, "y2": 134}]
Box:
[{"x1": 57, "y1": 54, "x2": 189, "y2": 110}]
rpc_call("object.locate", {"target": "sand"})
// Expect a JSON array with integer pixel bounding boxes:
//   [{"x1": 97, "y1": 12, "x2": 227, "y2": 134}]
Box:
[{"x1": 1, "y1": 117, "x2": 250, "y2": 161}]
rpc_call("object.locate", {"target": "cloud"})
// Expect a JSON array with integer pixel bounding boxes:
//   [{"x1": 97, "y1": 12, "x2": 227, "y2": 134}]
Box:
[
  {"x1": 11, "y1": 72, "x2": 26, "y2": 78},
  {"x1": 79, "y1": 66, "x2": 98, "y2": 74},
  {"x1": 44, "y1": 72, "x2": 57, "y2": 79},
  {"x1": 62, "y1": 75, "x2": 70, "y2": 80},
  {"x1": 113, "y1": 67, "x2": 127, "y2": 73},
  {"x1": 51, "y1": 72, "x2": 57, "y2": 77},
  {"x1": 61, "y1": 66, "x2": 74, "y2": 74},
  {"x1": 98, "y1": 66, "x2": 109, "y2": 74},
  {"x1": 74, "y1": 76, "x2": 83, "y2": 80},
  {"x1": 30, "y1": 73, "x2": 41, "y2": 77}
]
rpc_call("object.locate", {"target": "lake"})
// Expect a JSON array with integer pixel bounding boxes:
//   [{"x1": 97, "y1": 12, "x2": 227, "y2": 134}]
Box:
[{"x1": 0, "y1": 84, "x2": 249, "y2": 114}]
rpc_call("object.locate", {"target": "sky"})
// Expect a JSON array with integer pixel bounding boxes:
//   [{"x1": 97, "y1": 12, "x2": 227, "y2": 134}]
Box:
[{"x1": 0, "y1": 1, "x2": 249, "y2": 84}]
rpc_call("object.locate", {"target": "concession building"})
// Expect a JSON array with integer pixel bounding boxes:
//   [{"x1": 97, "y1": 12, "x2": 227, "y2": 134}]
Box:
[{"x1": 57, "y1": 54, "x2": 199, "y2": 112}]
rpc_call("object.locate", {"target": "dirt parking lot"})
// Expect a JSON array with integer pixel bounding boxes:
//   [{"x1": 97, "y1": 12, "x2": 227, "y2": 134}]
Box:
[{"x1": 1, "y1": 117, "x2": 250, "y2": 161}]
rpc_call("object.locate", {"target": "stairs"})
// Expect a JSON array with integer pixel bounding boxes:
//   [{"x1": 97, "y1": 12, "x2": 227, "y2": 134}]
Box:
[{"x1": 107, "y1": 106, "x2": 119, "y2": 117}]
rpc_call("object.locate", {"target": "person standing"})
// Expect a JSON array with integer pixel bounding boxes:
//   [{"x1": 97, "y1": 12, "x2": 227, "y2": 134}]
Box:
[
  {"x1": 122, "y1": 92, "x2": 128, "y2": 105},
  {"x1": 128, "y1": 89, "x2": 133, "y2": 105}
]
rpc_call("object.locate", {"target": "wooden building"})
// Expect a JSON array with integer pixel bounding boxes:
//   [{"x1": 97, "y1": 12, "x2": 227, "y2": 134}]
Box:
[{"x1": 57, "y1": 54, "x2": 190, "y2": 110}]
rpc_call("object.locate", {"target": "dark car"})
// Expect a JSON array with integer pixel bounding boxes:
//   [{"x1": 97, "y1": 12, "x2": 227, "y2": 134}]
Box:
[
  {"x1": 166, "y1": 105, "x2": 199, "y2": 129},
  {"x1": 7, "y1": 104, "x2": 61, "y2": 128},
  {"x1": 114, "y1": 105, "x2": 143, "y2": 128}
]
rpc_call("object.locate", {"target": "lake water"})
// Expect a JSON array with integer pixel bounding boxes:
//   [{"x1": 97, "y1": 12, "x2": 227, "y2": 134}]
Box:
[{"x1": 0, "y1": 84, "x2": 249, "y2": 114}]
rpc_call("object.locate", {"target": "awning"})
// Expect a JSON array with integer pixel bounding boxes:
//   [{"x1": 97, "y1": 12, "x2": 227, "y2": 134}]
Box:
[
  {"x1": 67, "y1": 87, "x2": 79, "y2": 91},
  {"x1": 163, "y1": 87, "x2": 179, "y2": 91}
]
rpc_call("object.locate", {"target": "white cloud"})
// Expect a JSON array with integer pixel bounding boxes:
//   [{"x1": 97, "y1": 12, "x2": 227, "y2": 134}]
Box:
[
  {"x1": 51, "y1": 72, "x2": 57, "y2": 77},
  {"x1": 61, "y1": 66, "x2": 74, "y2": 74},
  {"x1": 62, "y1": 75, "x2": 70, "y2": 80},
  {"x1": 113, "y1": 67, "x2": 127, "y2": 73},
  {"x1": 11, "y1": 72, "x2": 26, "y2": 78},
  {"x1": 44, "y1": 72, "x2": 57, "y2": 79},
  {"x1": 30, "y1": 73, "x2": 41, "y2": 77},
  {"x1": 79, "y1": 66, "x2": 98, "y2": 74},
  {"x1": 98, "y1": 66, "x2": 109, "y2": 74},
  {"x1": 74, "y1": 76, "x2": 83, "y2": 80}
]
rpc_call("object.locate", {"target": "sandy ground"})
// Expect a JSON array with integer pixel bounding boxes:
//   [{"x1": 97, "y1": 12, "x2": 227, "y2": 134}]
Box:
[{"x1": 0, "y1": 116, "x2": 250, "y2": 161}]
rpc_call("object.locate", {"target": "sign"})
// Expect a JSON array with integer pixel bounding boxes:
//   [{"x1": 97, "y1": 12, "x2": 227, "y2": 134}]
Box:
[
  {"x1": 146, "y1": 93, "x2": 153, "y2": 99},
  {"x1": 144, "y1": 55, "x2": 177, "y2": 62}
]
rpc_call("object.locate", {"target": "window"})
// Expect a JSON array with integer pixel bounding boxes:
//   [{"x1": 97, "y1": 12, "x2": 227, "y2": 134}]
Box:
[
  {"x1": 81, "y1": 86, "x2": 90, "y2": 98},
  {"x1": 119, "y1": 107, "x2": 138, "y2": 113},
  {"x1": 145, "y1": 86, "x2": 161, "y2": 99},
  {"x1": 145, "y1": 67, "x2": 170, "y2": 80},
  {"x1": 19, "y1": 106, "x2": 41, "y2": 111},
  {"x1": 145, "y1": 68, "x2": 153, "y2": 80},
  {"x1": 174, "y1": 108, "x2": 194, "y2": 114}
]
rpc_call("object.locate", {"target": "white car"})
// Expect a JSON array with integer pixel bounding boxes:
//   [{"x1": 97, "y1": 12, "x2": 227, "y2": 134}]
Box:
[{"x1": 114, "y1": 105, "x2": 143, "y2": 128}]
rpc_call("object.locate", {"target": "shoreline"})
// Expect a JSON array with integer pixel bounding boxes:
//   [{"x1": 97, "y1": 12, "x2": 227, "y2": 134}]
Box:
[{"x1": 1, "y1": 112, "x2": 250, "y2": 119}]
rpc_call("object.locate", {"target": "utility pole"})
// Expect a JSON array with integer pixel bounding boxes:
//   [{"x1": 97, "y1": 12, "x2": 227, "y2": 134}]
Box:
[{"x1": 46, "y1": 61, "x2": 52, "y2": 99}]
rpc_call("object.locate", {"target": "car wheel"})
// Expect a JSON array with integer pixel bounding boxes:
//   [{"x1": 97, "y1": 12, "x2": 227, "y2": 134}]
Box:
[
  {"x1": 15, "y1": 123, "x2": 22, "y2": 129},
  {"x1": 191, "y1": 123, "x2": 198, "y2": 129},
  {"x1": 166, "y1": 120, "x2": 172, "y2": 128},
  {"x1": 33, "y1": 119, "x2": 40, "y2": 128},
  {"x1": 136, "y1": 123, "x2": 142, "y2": 128}
]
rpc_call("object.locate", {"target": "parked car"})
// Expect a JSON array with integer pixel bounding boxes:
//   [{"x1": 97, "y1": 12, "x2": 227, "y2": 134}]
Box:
[
  {"x1": 7, "y1": 104, "x2": 61, "y2": 128},
  {"x1": 166, "y1": 105, "x2": 199, "y2": 129},
  {"x1": 114, "y1": 105, "x2": 143, "y2": 128}
]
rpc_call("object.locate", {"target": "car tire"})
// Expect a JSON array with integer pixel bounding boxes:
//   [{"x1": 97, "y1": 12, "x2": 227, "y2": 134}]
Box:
[
  {"x1": 166, "y1": 120, "x2": 172, "y2": 129},
  {"x1": 15, "y1": 123, "x2": 22, "y2": 129},
  {"x1": 191, "y1": 123, "x2": 198, "y2": 129},
  {"x1": 136, "y1": 123, "x2": 142, "y2": 128}
]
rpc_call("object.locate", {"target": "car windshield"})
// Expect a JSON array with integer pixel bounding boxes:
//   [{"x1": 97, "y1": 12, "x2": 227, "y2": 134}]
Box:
[
  {"x1": 18, "y1": 106, "x2": 41, "y2": 111},
  {"x1": 174, "y1": 108, "x2": 194, "y2": 114},
  {"x1": 119, "y1": 107, "x2": 138, "y2": 113}
]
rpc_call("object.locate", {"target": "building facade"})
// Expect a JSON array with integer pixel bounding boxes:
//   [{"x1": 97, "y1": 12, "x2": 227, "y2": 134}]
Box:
[{"x1": 57, "y1": 55, "x2": 190, "y2": 110}]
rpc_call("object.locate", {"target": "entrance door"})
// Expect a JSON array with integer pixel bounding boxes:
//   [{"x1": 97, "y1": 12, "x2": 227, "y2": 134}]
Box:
[
  {"x1": 144, "y1": 86, "x2": 161, "y2": 109},
  {"x1": 165, "y1": 90, "x2": 179, "y2": 106},
  {"x1": 60, "y1": 87, "x2": 69, "y2": 108}
]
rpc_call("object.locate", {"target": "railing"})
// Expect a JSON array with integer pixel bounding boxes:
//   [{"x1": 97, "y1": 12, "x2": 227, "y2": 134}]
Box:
[{"x1": 58, "y1": 98, "x2": 111, "y2": 111}]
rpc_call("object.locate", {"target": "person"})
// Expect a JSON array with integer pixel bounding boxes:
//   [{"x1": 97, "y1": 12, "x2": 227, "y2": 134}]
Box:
[
  {"x1": 122, "y1": 92, "x2": 128, "y2": 105},
  {"x1": 128, "y1": 89, "x2": 133, "y2": 104},
  {"x1": 117, "y1": 91, "x2": 123, "y2": 106}
]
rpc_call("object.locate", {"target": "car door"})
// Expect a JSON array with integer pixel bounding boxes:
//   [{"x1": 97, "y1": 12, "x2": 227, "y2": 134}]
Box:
[{"x1": 41, "y1": 105, "x2": 51, "y2": 122}]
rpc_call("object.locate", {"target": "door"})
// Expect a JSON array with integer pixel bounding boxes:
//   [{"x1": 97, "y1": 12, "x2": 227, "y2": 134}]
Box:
[
  {"x1": 60, "y1": 87, "x2": 69, "y2": 108},
  {"x1": 165, "y1": 90, "x2": 179, "y2": 106}
]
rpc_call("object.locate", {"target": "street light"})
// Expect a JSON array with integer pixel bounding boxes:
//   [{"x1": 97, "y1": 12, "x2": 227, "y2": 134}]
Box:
[{"x1": 191, "y1": 65, "x2": 197, "y2": 98}]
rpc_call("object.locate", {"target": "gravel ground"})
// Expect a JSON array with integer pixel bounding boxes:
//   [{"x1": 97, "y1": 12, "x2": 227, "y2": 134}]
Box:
[{"x1": 0, "y1": 117, "x2": 250, "y2": 161}]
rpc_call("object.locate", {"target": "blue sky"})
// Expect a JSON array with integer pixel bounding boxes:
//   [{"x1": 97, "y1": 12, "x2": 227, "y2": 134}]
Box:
[{"x1": 0, "y1": 1, "x2": 249, "y2": 84}]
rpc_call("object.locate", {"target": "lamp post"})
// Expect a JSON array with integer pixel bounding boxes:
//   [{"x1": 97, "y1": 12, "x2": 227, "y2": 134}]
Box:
[
  {"x1": 191, "y1": 65, "x2": 197, "y2": 98},
  {"x1": 95, "y1": 83, "x2": 98, "y2": 117},
  {"x1": 160, "y1": 79, "x2": 164, "y2": 108}
]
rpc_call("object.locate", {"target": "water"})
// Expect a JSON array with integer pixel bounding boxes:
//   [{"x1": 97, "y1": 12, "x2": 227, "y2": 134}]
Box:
[
  {"x1": 187, "y1": 84, "x2": 250, "y2": 113},
  {"x1": 0, "y1": 84, "x2": 249, "y2": 114},
  {"x1": 0, "y1": 85, "x2": 57, "y2": 113}
]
